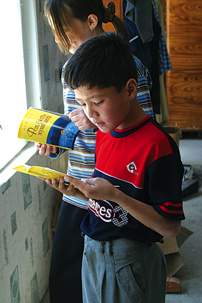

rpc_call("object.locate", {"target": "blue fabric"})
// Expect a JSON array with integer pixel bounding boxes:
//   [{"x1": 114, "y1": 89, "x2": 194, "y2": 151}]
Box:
[{"x1": 46, "y1": 117, "x2": 79, "y2": 149}]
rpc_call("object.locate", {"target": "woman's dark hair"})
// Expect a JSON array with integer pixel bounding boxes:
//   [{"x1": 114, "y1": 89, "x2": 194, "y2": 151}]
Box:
[
  {"x1": 64, "y1": 32, "x2": 137, "y2": 92},
  {"x1": 44, "y1": 0, "x2": 129, "y2": 53}
]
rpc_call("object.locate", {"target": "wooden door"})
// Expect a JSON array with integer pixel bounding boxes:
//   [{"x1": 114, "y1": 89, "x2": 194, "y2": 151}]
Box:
[{"x1": 165, "y1": 0, "x2": 202, "y2": 130}]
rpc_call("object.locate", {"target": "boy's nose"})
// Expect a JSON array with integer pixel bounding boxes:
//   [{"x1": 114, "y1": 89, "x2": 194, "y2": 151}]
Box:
[{"x1": 86, "y1": 106, "x2": 98, "y2": 119}]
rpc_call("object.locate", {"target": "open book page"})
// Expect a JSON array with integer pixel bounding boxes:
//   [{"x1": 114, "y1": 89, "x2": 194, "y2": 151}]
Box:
[
  {"x1": 18, "y1": 107, "x2": 79, "y2": 149},
  {"x1": 13, "y1": 165, "x2": 69, "y2": 183}
]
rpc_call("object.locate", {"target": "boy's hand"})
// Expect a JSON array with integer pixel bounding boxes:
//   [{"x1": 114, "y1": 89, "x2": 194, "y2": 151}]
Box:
[
  {"x1": 38, "y1": 176, "x2": 77, "y2": 197},
  {"x1": 35, "y1": 143, "x2": 57, "y2": 156},
  {"x1": 38, "y1": 175, "x2": 89, "y2": 201},
  {"x1": 69, "y1": 108, "x2": 96, "y2": 130},
  {"x1": 68, "y1": 177, "x2": 118, "y2": 201},
  {"x1": 38, "y1": 175, "x2": 118, "y2": 202}
]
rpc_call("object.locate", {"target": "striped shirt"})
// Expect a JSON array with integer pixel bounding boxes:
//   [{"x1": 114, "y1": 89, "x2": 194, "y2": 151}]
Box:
[{"x1": 57, "y1": 56, "x2": 154, "y2": 208}]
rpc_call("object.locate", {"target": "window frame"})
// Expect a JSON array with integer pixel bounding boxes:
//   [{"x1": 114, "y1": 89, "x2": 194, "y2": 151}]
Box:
[{"x1": 0, "y1": 0, "x2": 41, "y2": 171}]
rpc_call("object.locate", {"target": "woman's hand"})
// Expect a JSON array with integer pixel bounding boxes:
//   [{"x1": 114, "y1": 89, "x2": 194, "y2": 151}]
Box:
[
  {"x1": 69, "y1": 108, "x2": 96, "y2": 130},
  {"x1": 35, "y1": 143, "x2": 57, "y2": 156}
]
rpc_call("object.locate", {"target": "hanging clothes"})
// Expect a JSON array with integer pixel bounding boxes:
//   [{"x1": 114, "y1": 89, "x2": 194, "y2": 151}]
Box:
[
  {"x1": 124, "y1": 0, "x2": 154, "y2": 43},
  {"x1": 152, "y1": 0, "x2": 172, "y2": 75},
  {"x1": 124, "y1": 0, "x2": 172, "y2": 115},
  {"x1": 154, "y1": 0, "x2": 170, "y2": 122},
  {"x1": 123, "y1": 0, "x2": 161, "y2": 113},
  {"x1": 149, "y1": 9, "x2": 161, "y2": 114},
  {"x1": 123, "y1": 0, "x2": 153, "y2": 71}
]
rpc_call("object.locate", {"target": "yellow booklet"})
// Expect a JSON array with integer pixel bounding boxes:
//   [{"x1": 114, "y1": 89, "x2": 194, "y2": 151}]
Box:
[
  {"x1": 13, "y1": 165, "x2": 69, "y2": 184},
  {"x1": 18, "y1": 107, "x2": 79, "y2": 149}
]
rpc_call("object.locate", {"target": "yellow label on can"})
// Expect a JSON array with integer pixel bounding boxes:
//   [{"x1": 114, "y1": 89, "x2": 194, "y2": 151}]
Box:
[{"x1": 18, "y1": 107, "x2": 59, "y2": 144}]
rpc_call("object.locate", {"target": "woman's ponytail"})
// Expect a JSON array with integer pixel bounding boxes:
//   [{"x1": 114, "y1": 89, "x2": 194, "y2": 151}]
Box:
[{"x1": 103, "y1": 2, "x2": 129, "y2": 42}]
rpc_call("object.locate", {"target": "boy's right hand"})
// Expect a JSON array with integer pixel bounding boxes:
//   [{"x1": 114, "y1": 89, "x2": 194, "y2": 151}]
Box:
[
  {"x1": 38, "y1": 175, "x2": 88, "y2": 201},
  {"x1": 35, "y1": 143, "x2": 57, "y2": 156}
]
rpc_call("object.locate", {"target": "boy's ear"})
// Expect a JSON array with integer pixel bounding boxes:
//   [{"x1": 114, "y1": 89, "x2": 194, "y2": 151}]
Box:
[
  {"x1": 87, "y1": 14, "x2": 98, "y2": 31},
  {"x1": 126, "y1": 79, "x2": 137, "y2": 99}
]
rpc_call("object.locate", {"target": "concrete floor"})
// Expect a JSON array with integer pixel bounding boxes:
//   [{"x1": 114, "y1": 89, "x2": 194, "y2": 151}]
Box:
[{"x1": 41, "y1": 137, "x2": 202, "y2": 303}]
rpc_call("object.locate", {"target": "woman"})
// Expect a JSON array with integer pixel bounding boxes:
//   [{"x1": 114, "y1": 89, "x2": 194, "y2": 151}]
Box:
[{"x1": 38, "y1": 1, "x2": 154, "y2": 302}]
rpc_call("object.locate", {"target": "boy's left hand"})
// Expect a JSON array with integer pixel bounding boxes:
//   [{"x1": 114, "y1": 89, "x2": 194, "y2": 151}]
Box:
[
  {"x1": 39, "y1": 175, "x2": 118, "y2": 201},
  {"x1": 38, "y1": 176, "x2": 77, "y2": 196},
  {"x1": 69, "y1": 177, "x2": 118, "y2": 201}
]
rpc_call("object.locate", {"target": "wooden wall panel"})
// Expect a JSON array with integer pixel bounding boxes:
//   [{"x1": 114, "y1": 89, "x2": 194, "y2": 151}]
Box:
[
  {"x1": 165, "y1": 0, "x2": 202, "y2": 130},
  {"x1": 166, "y1": 70, "x2": 202, "y2": 129}
]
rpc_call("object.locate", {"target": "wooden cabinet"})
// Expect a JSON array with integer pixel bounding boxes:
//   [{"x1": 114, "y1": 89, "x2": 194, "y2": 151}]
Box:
[{"x1": 165, "y1": 0, "x2": 202, "y2": 130}]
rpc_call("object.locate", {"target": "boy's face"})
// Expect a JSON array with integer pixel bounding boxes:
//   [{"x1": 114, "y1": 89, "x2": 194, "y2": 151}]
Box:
[{"x1": 75, "y1": 85, "x2": 132, "y2": 133}]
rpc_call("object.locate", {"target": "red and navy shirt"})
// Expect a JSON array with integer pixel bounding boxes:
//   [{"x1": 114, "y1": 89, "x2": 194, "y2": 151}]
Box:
[{"x1": 80, "y1": 116, "x2": 185, "y2": 243}]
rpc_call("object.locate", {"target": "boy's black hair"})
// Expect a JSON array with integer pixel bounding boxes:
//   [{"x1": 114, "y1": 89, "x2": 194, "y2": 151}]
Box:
[{"x1": 64, "y1": 32, "x2": 137, "y2": 92}]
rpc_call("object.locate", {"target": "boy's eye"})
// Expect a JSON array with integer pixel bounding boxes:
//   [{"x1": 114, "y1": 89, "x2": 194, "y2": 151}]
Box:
[
  {"x1": 94, "y1": 100, "x2": 104, "y2": 106},
  {"x1": 76, "y1": 100, "x2": 86, "y2": 106}
]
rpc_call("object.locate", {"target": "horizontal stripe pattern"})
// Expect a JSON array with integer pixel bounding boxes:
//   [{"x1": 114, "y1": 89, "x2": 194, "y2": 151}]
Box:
[{"x1": 159, "y1": 202, "x2": 184, "y2": 215}]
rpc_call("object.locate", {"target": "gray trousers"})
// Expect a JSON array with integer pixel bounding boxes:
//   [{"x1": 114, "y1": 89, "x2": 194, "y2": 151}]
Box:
[{"x1": 82, "y1": 236, "x2": 166, "y2": 303}]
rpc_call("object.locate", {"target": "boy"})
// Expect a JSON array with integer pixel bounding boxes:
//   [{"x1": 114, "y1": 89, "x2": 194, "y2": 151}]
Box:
[{"x1": 44, "y1": 33, "x2": 185, "y2": 303}]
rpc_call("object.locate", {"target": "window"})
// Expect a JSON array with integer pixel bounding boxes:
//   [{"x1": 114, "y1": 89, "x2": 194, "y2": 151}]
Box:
[{"x1": 0, "y1": 0, "x2": 41, "y2": 170}]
